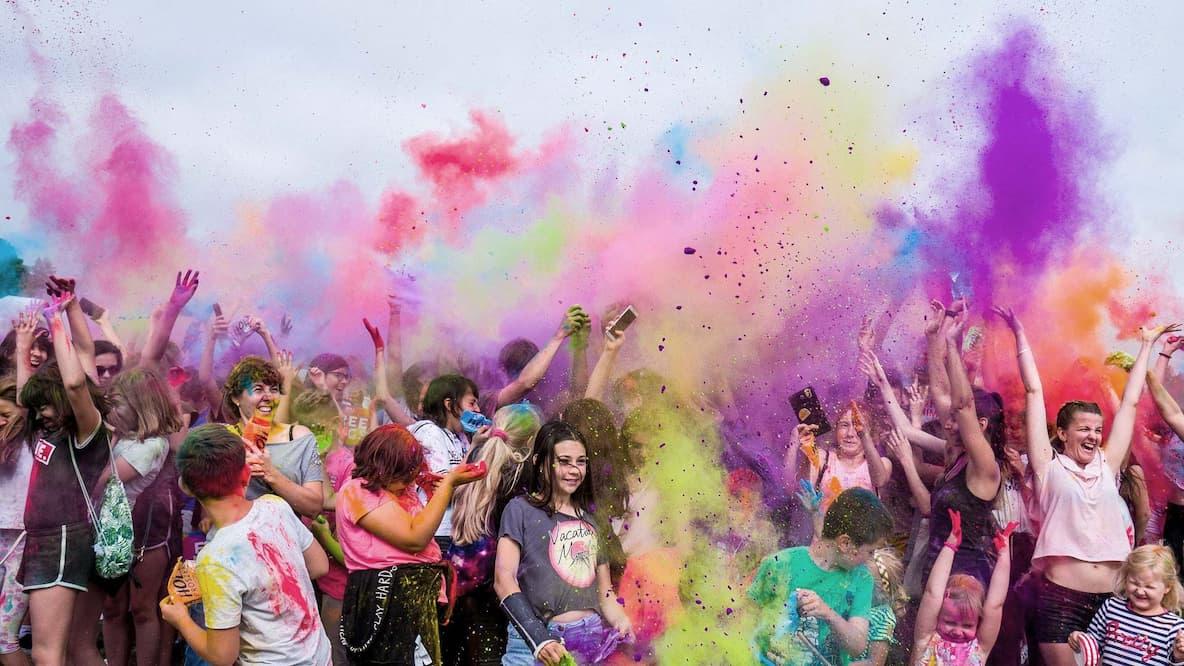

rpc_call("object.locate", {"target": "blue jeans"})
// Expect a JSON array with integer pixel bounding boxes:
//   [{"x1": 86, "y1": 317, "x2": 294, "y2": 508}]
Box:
[{"x1": 502, "y1": 614, "x2": 622, "y2": 665}]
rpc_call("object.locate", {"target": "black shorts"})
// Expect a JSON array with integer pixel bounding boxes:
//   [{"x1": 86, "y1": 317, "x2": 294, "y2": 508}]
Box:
[
  {"x1": 1031, "y1": 574, "x2": 1111, "y2": 644},
  {"x1": 18, "y1": 523, "x2": 94, "y2": 592}
]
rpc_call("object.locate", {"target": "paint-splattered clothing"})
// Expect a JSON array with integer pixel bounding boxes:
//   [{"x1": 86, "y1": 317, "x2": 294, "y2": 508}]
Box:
[
  {"x1": 748, "y1": 546, "x2": 874, "y2": 666},
  {"x1": 498, "y1": 496, "x2": 605, "y2": 620},
  {"x1": 913, "y1": 634, "x2": 985, "y2": 666},
  {"x1": 336, "y1": 478, "x2": 442, "y2": 571},
  {"x1": 817, "y1": 454, "x2": 874, "y2": 515},
  {"x1": 197, "y1": 494, "x2": 330, "y2": 665}
]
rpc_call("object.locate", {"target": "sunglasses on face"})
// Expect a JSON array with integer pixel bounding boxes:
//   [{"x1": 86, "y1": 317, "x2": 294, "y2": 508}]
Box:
[{"x1": 96, "y1": 365, "x2": 122, "y2": 377}]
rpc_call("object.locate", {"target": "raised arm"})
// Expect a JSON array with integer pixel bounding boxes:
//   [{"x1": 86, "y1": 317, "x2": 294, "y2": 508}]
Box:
[
  {"x1": 977, "y1": 522, "x2": 1017, "y2": 655},
  {"x1": 83, "y1": 298, "x2": 128, "y2": 360},
  {"x1": 926, "y1": 300, "x2": 954, "y2": 424},
  {"x1": 364, "y1": 318, "x2": 414, "y2": 426},
  {"x1": 198, "y1": 311, "x2": 228, "y2": 415},
  {"x1": 567, "y1": 317, "x2": 591, "y2": 399},
  {"x1": 44, "y1": 296, "x2": 102, "y2": 439},
  {"x1": 884, "y1": 428, "x2": 930, "y2": 515},
  {"x1": 1106, "y1": 323, "x2": 1182, "y2": 476},
  {"x1": 142, "y1": 270, "x2": 200, "y2": 368},
  {"x1": 494, "y1": 307, "x2": 588, "y2": 408},
  {"x1": 585, "y1": 329, "x2": 625, "y2": 401},
  {"x1": 852, "y1": 402, "x2": 892, "y2": 488},
  {"x1": 246, "y1": 315, "x2": 280, "y2": 362},
  {"x1": 48, "y1": 276, "x2": 97, "y2": 379},
  {"x1": 1147, "y1": 372, "x2": 1184, "y2": 440},
  {"x1": 915, "y1": 510, "x2": 961, "y2": 647},
  {"x1": 11, "y1": 311, "x2": 39, "y2": 402},
  {"x1": 991, "y1": 306, "x2": 1052, "y2": 475},
  {"x1": 944, "y1": 312, "x2": 1001, "y2": 496},
  {"x1": 1152, "y1": 335, "x2": 1182, "y2": 385},
  {"x1": 860, "y1": 351, "x2": 945, "y2": 454}
]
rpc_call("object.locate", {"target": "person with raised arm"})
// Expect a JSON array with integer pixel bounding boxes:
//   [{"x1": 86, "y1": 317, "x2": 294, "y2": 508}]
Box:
[
  {"x1": 364, "y1": 316, "x2": 416, "y2": 427},
  {"x1": 912, "y1": 511, "x2": 1015, "y2": 665},
  {"x1": 995, "y1": 304, "x2": 1181, "y2": 666},
  {"x1": 139, "y1": 270, "x2": 200, "y2": 373},
  {"x1": 906, "y1": 302, "x2": 1003, "y2": 592},
  {"x1": 584, "y1": 327, "x2": 626, "y2": 404},
  {"x1": 18, "y1": 291, "x2": 110, "y2": 666},
  {"x1": 481, "y1": 306, "x2": 589, "y2": 414},
  {"x1": 1146, "y1": 333, "x2": 1184, "y2": 569}
]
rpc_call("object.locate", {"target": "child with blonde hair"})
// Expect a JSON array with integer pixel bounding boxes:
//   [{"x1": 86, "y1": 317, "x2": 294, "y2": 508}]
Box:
[
  {"x1": 912, "y1": 510, "x2": 1015, "y2": 665},
  {"x1": 853, "y1": 547, "x2": 907, "y2": 666},
  {"x1": 1069, "y1": 544, "x2": 1184, "y2": 666}
]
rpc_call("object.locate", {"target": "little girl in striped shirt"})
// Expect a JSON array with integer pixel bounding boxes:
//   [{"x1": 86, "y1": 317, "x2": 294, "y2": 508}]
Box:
[{"x1": 1069, "y1": 545, "x2": 1184, "y2": 666}]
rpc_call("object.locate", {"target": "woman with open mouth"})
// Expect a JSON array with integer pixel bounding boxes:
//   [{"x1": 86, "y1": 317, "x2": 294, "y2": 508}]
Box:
[{"x1": 996, "y1": 306, "x2": 1181, "y2": 666}]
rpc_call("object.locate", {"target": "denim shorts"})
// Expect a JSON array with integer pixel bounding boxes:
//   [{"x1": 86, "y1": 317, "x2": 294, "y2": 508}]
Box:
[{"x1": 503, "y1": 613, "x2": 623, "y2": 665}]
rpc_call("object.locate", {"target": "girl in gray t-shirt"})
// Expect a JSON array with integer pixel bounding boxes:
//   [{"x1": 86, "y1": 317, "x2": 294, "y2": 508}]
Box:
[{"x1": 493, "y1": 421, "x2": 635, "y2": 666}]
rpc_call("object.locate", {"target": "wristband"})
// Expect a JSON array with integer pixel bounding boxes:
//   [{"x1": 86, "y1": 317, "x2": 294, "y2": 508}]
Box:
[
  {"x1": 1161, "y1": 353, "x2": 1174, "y2": 360},
  {"x1": 1017, "y1": 347, "x2": 1032, "y2": 357},
  {"x1": 943, "y1": 542, "x2": 958, "y2": 553},
  {"x1": 500, "y1": 592, "x2": 559, "y2": 658}
]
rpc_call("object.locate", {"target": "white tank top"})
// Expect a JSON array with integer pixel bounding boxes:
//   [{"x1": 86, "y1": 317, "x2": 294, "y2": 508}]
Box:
[{"x1": 1032, "y1": 451, "x2": 1133, "y2": 565}]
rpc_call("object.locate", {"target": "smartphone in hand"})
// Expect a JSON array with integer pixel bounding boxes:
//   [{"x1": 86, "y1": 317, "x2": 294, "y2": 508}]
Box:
[
  {"x1": 605, "y1": 305, "x2": 638, "y2": 336},
  {"x1": 789, "y1": 387, "x2": 832, "y2": 436}
]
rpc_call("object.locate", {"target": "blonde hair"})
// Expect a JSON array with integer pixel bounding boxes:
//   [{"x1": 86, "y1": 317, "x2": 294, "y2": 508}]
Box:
[
  {"x1": 871, "y1": 547, "x2": 908, "y2": 618},
  {"x1": 1117, "y1": 545, "x2": 1184, "y2": 612},
  {"x1": 944, "y1": 574, "x2": 985, "y2": 623},
  {"x1": 451, "y1": 404, "x2": 542, "y2": 546},
  {"x1": 108, "y1": 368, "x2": 183, "y2": 441}
]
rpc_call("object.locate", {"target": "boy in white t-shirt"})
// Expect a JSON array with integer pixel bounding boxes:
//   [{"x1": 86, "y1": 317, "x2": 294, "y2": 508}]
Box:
[{"x1": 160, "y1": 424, "x2": 331, "y2": 666}]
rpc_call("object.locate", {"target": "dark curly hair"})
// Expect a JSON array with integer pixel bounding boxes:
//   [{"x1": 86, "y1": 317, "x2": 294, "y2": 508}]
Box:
[{"x1": 221, "y1": 356, "x2": 283, "y2": 420}]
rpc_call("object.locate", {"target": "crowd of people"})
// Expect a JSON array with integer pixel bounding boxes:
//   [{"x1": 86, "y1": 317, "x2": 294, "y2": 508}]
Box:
[{"x1": 4, "y1": 270, "x2": 1184, "y2": 666}]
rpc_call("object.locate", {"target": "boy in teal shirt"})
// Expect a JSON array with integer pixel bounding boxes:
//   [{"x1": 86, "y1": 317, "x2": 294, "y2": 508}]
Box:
[{"x1": 749, "y1": 488, "x2": 893, "y2": 666}]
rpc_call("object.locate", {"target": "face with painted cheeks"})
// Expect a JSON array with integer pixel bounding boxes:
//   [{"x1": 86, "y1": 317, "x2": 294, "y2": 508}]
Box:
[
  {"x1": 550, "y1": 439, "x2": 588, "y2": 502},
  {"x1": 936, "y1": 598, "x2": 979, "y2": 643},
  {"x1": 1058, "y1": 410, "x2": 1104, "y2": 467},
  {"x1": 234, "y1": 381, "x2": 280, "y2": 422}
]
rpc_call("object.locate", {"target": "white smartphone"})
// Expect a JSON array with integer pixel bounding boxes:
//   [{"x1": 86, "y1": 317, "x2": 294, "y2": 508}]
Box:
[{"x1": 605, "y1": 305, "x2": 638, "y2": 336}]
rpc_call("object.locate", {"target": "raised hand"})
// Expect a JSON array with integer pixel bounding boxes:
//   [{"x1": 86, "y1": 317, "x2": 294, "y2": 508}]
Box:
[
  {"x1": 169, "y1": 269, "x2": 200, "y2": 309},
  {"x1": 362, "y1": 318, "x2": 384, "y2": 351},
  {"x1": 796, "y1": 479, "x2": 824, "y2": 512},
  {"x1": 556, "y1": 305, "x2": 591, "y2": 339},
  {"x1": 1141, "y1": 322, "x2": 1184, "y2": 344},
  {"x1": 989, "y1": 305, "x2": 1023, "y2": 332},
  {"x1": 993, "y1": 521, "x2": 1019, "y2": 553},
  {"x1": 946, "y1": 509, "x2": 963, "y2": 548},
  {"x1": 603, "y1": 328, "x2": 626, "y2": 352},
  {"x1": 858, "y1": 314, "x2": 875, "y2": 352},
  {"x1": 210, "y1": 313, "x2": 229, "y2": 340},
  {"x1": 45, "y1": 274, "x2": 76, "y2": 298},
  {"x1": 924, "y1": 299, "x2": 946, "y2": 337},
  {"x1": 883, "y1": 428, "x2": 913, "y2": 463},
  {"x1": 275, "y1": 350, "x2": 300, "y2": 389},
  {"x1": 12, "y1": 310, "x2": 38, "y2": 349}
]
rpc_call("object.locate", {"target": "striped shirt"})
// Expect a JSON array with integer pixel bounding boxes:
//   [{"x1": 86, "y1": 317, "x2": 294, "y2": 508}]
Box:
[{"x1": 1086, "y1": 596, "x2": 1184, "y2": 665}]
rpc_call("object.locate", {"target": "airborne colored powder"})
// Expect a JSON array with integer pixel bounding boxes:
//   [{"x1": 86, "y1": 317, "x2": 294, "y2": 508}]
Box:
[{"x1": 4, "y1": 7, "x2": 1183, "y2": 664}]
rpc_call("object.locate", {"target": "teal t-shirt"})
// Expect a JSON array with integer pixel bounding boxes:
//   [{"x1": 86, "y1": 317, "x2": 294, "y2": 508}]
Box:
[{"x1": 747, "y1": 546, "x2": 874, "y2": 666}]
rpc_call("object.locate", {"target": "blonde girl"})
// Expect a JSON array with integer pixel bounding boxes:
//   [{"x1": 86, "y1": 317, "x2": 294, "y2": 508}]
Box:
[
  {"x1": 1069, "y1": 545, "x2": 1184, "y2": 666},
  {"x1": 913, "y1": 510, "x2": 1014, "y2": 665},
  {"x1": 853, "y1": 547, "x2": 907, "y2": 666}
]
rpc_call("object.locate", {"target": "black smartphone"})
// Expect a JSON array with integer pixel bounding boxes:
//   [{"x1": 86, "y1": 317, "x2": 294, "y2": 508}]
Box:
[
  {"x1": 78, "y1": 297, "x2": 105, "y2": 319},
  {"x1": 605, "y1": 305, "x2": 638, "y2": 336},
  {"x1": 212, "y1": 303, "x2": 223, "y2": 317},
  {"x1": 789, "y1": 386, "x2": 832, "y2": 436}
]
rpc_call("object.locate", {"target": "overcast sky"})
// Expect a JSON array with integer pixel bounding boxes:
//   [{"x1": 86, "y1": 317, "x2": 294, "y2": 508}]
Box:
[{"x1": 2, "y1": 1, "x2": 1182, "y2": 275}]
